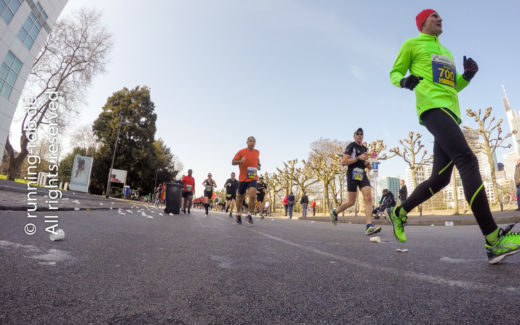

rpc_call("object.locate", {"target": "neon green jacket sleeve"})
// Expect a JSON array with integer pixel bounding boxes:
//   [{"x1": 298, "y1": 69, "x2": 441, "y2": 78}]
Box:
[{"x1": 390, "y1": 40, "x2": 412, "y2": 88}]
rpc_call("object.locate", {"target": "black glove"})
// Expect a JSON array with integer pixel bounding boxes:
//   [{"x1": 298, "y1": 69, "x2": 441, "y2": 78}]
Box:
[
  {"x1": 463, "y1": 56, "x2": 478, "y2": 81},
  {"x1": 400, "y1": 74, "x2": 423, "y2": 90}
]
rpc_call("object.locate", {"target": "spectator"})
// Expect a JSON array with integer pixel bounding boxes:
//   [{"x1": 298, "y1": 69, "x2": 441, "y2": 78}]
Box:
[
  {"x1": 300, "y1": 193, "x2": 309, "y2": 218},
  {"x1": 515, "y1": 158, "x2": 520, "y2": 211},
  {"x1": 283, "y1": 195, "x2": 289, "y2": 216},
  {"x1": 312, "y1": 199, "x2": 316, "y2": 216},
  {"x1": 154, "y1": 185, "x2": 161, "y2": 207},
  {"x1": 399, "y1": 180, "x2": 408, "y2": 205},
  {"x1": 287, "y1": 192, "x2": 295, "y2": 219},
  {"x1": 264, "y1": 200, "x2": 270, "y2": 216},
  {"x1": 373, "y1": 189, "x2": 396, "y2": 217}
]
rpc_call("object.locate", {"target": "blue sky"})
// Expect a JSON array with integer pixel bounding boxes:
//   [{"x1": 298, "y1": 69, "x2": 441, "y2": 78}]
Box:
[{"x1": 11, "y1": 0, "x2": 520, "y2": 196}]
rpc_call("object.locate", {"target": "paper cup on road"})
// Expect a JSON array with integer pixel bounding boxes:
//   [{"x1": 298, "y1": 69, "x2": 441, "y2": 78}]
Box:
[
  {"x1": 369, "y1": 236, "x2": 381, "y2": 243},
  {"x1": 49, "y1": 229, "x2": 65, "y2": 241}
]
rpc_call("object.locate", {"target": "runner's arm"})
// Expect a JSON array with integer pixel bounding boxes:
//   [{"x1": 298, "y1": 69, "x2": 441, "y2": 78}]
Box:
[
  {"x1": 390, "y1": 41, "x2": 412, "y2": 87},
  {"x1": 232, "y1": 156, "x2": 245, "y2": 165},
  {"x1": 341, "y1": 154, "x2": 358, "y2": 166},
  {"x1": 455, "y1": 56, "x2": 472, "y2": 92}
]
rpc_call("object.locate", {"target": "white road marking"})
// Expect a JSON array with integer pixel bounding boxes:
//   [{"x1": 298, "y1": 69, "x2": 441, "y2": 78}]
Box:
[
  {"x1": 249, "y1": 228, "x2": 502, "y2": 292},
  {"x1": 212, "y1": 216, "x2": 518, "y2": 294}
]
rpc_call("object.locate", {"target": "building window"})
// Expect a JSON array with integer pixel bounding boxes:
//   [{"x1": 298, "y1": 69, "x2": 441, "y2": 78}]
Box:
[
  {"x1": 0, "y1": 0, "x2": 23, "y2": 24},
  {"x1": 17, "y1": 2, "x2": 47, "y2": 50},
  {"x1": 17, "y1": 11, "x2": 42, "y2": 49},
  {"x1": 0, "y1": 50, "x2": 23, "y2": 99},
  {"x1": 36, "y1": 1, "x2": 47, "y2": 20}
]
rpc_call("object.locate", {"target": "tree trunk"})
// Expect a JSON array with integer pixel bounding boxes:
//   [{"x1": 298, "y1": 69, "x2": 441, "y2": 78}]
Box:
[
  {"x1": 486, "y1": 150, "x2": 499, "y2": 206},
  {"x1": 5, "y1": 135, "x2": 29, "y2": 181},
  {"x1": 322, "y1": 179, "x2": 329, "y2": 214},
  {"x1": 411, "y1": 169, "x2": 423, "y2": 216},
  {"x1": 452, "y1": 170, "x2": 460, "y2": 214}
]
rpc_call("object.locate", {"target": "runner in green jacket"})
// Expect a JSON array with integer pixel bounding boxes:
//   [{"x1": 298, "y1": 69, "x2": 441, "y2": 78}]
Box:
[{"x1": 388, "y1": 9, "x2": 520, "y2": 264}]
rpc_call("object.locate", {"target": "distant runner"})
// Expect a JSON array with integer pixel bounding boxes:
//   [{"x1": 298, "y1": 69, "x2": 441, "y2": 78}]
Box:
[
  {"x1": 232, "y1": 136, "x2": 260, "y2": 225},
  {"x1": 256, "y1": 176, "x2": 267, "y2": 219},
  {"x1": 224, "y1": 172, "x2": 239, "y2": 217},
  {"x1": 180, "y1": 169, "x2": 195, "y2": 214},
  {"x1": 202, "y1": 173, "x2": 217, "y2": 216}
]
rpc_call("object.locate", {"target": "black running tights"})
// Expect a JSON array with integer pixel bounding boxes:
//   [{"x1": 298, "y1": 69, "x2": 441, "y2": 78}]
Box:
[{"x1": 401, "y1": 108, "x2": 497, "y2": 235}]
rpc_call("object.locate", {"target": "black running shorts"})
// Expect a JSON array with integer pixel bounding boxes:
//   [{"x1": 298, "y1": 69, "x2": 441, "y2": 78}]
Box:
[
  {"x1": 238, "y1": 180, "x2": 257, "y2": 195},
  {"x1": 346, "y1": 169, "x2": 371, "y2": 192}
]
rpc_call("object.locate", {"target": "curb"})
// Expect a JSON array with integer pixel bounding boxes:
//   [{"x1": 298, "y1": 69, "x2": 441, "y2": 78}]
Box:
[
  {"x1": 299, "y1": 215, "x2": 520, "y2": 226},
  {"x1": 0, "y1": 206, "x2": 133, "y2": 212}
]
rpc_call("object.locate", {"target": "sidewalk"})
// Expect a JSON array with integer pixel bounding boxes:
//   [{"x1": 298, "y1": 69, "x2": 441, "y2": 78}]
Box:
[
  {"x1": 281, "y1": 210, "x2": 520, "y2": 226},
  {"x1": 0, "y1": 179, "x2": 137, "y2": 211}
]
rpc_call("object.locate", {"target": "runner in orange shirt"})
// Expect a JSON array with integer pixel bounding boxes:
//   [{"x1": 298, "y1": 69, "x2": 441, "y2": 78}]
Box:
[
  {"x1": 232, "y1": 136, "x2": 260, "y2": 225},
  {"x1": 180, "y1": 169, "x2": 195, "y2": 214}
]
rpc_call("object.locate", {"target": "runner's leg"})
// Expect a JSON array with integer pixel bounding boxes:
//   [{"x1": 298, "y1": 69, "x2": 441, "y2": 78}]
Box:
[
  {"x1": 360, "y1": 186, "x2": 373, "y2": 225},
  {"x1": 336, "y1": 191, "x2": 357, "y2": 214},
  {"x1": 248, "y1": 187, "x2": 257, "y2": 215},
  {"x1": 421, "y1": 108, "x2": 497, "y2": 235},
  {"x1": 401, "y1": 140, "x2": 453, "y2": 213}
]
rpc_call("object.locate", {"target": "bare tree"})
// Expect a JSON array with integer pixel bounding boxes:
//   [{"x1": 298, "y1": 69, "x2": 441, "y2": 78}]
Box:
[
  {"x1": 328, "y1": 170, "x2": 345, "y2": 208},
  {"x1": 303, "y1": 139, "x2": 344, "y2": 212},
  {"x1": 294, "y1": 163, "x2": 319, "y2": 198},
  {"x1": 366, "y1": 139, "x2": 394, "y2": 161},
  {"x1": 69, "y1": 124, "x2": 100, "y2": 151},
  {"x1": 464, "y1": 106, "x2": 516, "y2": 204},
  {"x1": 4, "y1": 8, "x2": 112, "y2": 180},
  {"x1": 276, "y1": 159, "x2": 298, "y2": 195},
  {"x1": 390, "y1": 132, "x2": 433, "y2": 189},
  {"x1": 390, "y1": 132, "x2": 433, "y2": 216},
  {"x1": 262, "y1": 172, "x2": 282, "y2": 213}
]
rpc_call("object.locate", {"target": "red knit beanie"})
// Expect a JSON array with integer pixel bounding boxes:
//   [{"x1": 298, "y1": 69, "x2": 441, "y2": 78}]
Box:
[{"x1": 416, "y1": 9, "x2": 436, "y2": 31}]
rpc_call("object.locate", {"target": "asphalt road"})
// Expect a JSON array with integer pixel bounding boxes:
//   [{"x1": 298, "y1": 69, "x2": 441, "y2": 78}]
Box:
[{"x1": 1, "y1": 207, "x2": 519, "y2": 324}]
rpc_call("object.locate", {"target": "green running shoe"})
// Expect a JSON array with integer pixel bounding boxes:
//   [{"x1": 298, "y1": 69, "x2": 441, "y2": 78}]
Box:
[
  {"x1": 330, "y1": 209, "x2": 338, "y2": 226},
  {"x1": 388, "y1": 206, "x2": 407, "y2": 243},
  {"x1": 486, "y1": 224, "x2": 520, "y2": 264},
  {"x1": 365, "y1": 225, "x2": 382, "y2": 235}
]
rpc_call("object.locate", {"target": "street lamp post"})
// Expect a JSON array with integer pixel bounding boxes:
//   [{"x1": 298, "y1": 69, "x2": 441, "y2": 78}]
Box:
[
  {"x1": 153, "y1": 168, "x2": 159, "y2": 192},
  {"x1": 105, "y1": 116, "x2": 129, "y2": 198}
]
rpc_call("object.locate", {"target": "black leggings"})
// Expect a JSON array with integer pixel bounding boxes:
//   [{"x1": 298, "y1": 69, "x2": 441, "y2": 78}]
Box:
[{"x1": 402, "y1": 108, "x2": 497, "y2": 235}]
